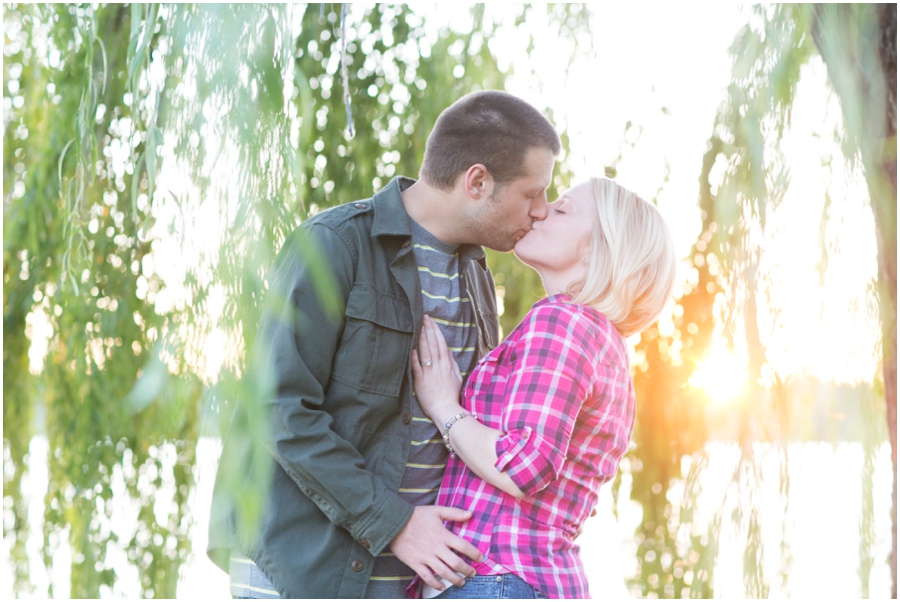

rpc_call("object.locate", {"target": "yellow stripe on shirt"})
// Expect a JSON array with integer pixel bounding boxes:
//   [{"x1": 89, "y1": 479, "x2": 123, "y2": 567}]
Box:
[
  {"x1": 399, "y1": 486, "x2": 440, "y2": 494},
  {"x1": 411, "y1": 437, "x2": 443, "y2": 446},
  {"x1": 418, "y1": 266, "x2": 460, "y2": 280},
  {"x1": 448, "y1": 346, "x2": 476, "y2": 354},
  {"x1": 422, "y1": 290, "x2": 471, "y2": 303},
  {"x1": 429, "y1": 316, "x2": 477, "y2": 328}
]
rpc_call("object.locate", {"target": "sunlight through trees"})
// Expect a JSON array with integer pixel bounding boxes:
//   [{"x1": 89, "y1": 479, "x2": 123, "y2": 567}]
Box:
[{"x1": 3, "y1": 3, "x2": 894, "y2": 598}]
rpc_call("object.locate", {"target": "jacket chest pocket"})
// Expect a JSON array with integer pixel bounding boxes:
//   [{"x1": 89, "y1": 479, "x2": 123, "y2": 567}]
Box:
[{"x1": 331, "y1": 283, "x2": 414, "y2": 397}]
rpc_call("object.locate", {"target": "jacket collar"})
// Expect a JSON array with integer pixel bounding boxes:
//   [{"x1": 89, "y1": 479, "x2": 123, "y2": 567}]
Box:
[
  {"x1": 371, "y1": 176, "x2": 416, "y2": 238},
  {"x1": 372, "y1": 176, "x2": 487, "y2": 269}
]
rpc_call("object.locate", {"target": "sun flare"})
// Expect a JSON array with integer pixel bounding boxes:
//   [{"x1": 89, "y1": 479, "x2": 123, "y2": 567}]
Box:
[{"x1": 689, "y1": 340, "x2": 748, "y2": 405}]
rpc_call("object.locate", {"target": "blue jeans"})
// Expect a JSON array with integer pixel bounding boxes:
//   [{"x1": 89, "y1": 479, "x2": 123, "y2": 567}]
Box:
[{"x1": 435, "y1": 574, "x2": 547, "y2": 599}]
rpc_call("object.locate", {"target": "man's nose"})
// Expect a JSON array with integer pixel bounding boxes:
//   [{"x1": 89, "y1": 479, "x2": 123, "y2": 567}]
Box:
[{"x1": 530, "y1": 194, "x2": 550, "y2": 221}]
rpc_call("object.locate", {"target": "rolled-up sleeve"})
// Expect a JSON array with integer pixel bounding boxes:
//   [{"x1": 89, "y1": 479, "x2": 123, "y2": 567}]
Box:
[{"x1": 493, "y1": 305, "x2": 599, "y2": 496}]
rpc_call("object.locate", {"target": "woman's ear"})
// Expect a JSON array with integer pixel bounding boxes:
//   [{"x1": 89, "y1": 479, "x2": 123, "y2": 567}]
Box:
[{"x1": 578, "y1": 234, "x2": 593, "y2": 267}]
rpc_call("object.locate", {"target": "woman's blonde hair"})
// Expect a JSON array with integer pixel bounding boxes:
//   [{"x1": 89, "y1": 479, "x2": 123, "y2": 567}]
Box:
[{"x1": 569, "y1": 177, "x2": 677, "y2": 337}]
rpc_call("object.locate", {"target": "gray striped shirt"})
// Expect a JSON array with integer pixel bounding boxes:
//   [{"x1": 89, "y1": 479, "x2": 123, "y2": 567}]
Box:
[{"x1": 364, "y1": 219, "x2": 479, "y2": 598}]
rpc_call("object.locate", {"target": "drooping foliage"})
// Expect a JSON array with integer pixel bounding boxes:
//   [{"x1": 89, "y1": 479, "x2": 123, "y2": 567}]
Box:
[
  {"x1": 624, "y1": 132, "x2": 722, "y2": 598},
  {"x1": 622, "y1": 4, "x2": 895, "y2": 597},
  {"x1": 3, "y1": 3, "x2": 583, "y2": 597},
  {"x1": 5, "y1": 2, "x2": 894, "y2": 599},
  {"x1": 5, "y1": 5, "x2": 198, "y2": 597},
  {"x1": 808, "y1": 5, "x2": 896, "y2": 593},
  {"x1": 712, "y1": 5, "x2": 894, "y2": 596},
  {"x1": 703, "y1": 10, "x2": 817, "y2": 595}
]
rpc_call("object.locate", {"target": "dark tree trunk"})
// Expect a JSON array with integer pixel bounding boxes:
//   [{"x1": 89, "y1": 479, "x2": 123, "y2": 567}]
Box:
[{"x1": 810, "y1": 4, "x2": 897, "y2": 597}]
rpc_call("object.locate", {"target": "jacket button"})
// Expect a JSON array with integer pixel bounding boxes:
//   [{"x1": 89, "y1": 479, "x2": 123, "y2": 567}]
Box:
[
  {"x1": 351, "y1": 559, "x2": 364, "y2": 572},
  {"x1": 401, "y1": 413, "x2": 411, "y2": 425},
  {"x1": 400, "y1": 239, "x2": 410, "y2": 248},
  {"x1": 354, "y1": 203, "x2": 366, "y2": 209},
  {"x1": 360, "y1": 538, "x2": 371, "y2": 549}
]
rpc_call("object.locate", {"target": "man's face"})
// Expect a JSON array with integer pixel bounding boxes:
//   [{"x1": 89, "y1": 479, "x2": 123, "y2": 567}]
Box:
[{"x1": 466, "y1": 146, "x2": 555, "y2": 252}]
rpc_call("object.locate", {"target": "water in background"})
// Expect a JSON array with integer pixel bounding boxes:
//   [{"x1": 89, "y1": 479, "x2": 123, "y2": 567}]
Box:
[{"x1": 2, "y1": 437, "x2": 893, "y2": 598}]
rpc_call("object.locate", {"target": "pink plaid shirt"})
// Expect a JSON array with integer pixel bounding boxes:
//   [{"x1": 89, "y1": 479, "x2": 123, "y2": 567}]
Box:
[{"x1": 410, "y1": 294, "x2": 635, "y2": 599}]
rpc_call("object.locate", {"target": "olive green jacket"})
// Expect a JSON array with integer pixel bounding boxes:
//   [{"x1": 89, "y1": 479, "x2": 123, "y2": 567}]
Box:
[{"x1": 207, "y1": 177, "x2": 500, "y2": 598}]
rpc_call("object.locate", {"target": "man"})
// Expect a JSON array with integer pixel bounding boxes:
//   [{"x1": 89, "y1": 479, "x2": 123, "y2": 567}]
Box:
[{"x1": 208, "y1": 90, "x2": 561, "y2": 598}]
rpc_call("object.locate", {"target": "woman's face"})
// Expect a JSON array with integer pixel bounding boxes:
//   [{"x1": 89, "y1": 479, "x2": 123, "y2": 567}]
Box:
[{"x1": 513, "y1": 180, "x2": 595, "y2": 281}]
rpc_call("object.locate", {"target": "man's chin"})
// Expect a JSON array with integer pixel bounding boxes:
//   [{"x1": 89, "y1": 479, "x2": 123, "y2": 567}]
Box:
[
  {"x1": 482, "y1": 236, "x2": 518, "y2": 253},
  {"x1": 502, "y1": 238, "x2": 524, "y2": 253}
]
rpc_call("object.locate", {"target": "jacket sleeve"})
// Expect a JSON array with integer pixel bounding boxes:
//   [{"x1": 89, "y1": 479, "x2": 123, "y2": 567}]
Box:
[{"x1": 247, "y1": 221, "x2": 413, "y2": 555}]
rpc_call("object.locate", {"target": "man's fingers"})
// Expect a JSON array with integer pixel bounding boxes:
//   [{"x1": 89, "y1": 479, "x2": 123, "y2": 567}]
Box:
[
  {"x1": 390, "y1": 506, "x2": 479, "y2": 592},
  {"x1": 407, "y1": 553, "x2": 467, "y2": 592},
  {"x1": 431, "y1": 506, "x2": 483, "y2": 564},
  {"x1": 439, "y1": 548, "x2": 477, "y2": 579},
  {"x1": 431, "y1": 560, "x2": 467, "y2": 587},
  {"x1": 414, "y1": 564, "x2": 446, "y2": 592},
  {"x1": 435, "y1": 505, "x2": 472, "y2": 523},
  {"x1": 450, "y1": 535, "x2": 483, "y2": 564}
]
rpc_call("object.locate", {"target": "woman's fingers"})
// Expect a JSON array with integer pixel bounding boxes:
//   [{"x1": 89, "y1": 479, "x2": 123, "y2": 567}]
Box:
[
  {"x1": 425, "y1": 315, "x2": 449, "y2": 364},
  {"x1": 431, "y1": 315, "x2": 452, "y2": 361},
  {"x1": 417, "y1": 321, "x2": 434, "y2": 367},
  {"x1": 423, "y1": 315, "x2": 441, "y2": 363},
  {"x1": 411, "y1": 349, "x2": 422, "y2": 379},
  {"x1": 420, "y1": 316, "x2": 460, "y2": 381}
]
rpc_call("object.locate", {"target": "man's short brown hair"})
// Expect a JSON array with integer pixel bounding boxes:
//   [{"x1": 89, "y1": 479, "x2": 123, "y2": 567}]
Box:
[{"x1": 419, "y1": 90, "x2": 561, "y2": 190}]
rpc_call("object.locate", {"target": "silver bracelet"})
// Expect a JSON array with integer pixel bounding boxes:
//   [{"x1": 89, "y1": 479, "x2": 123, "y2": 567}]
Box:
[{"x1": 442, "y1": 411, "x2": 474, "y2": 457}]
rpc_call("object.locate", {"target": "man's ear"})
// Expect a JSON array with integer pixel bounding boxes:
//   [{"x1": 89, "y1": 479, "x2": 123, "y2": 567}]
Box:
[{"x1": 462, "y1": 164, "x2": 493, "y2": 200}]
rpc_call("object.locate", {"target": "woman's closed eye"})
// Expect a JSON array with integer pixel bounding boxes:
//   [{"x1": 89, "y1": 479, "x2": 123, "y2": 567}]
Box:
[{"x1": 551, "y1": 198, "x2": 570, "y2": 213}]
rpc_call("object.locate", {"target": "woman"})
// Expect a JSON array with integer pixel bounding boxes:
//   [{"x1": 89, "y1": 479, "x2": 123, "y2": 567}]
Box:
[{"x1": 408, "y1": 177, "x2": 677, "y2": 599}]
